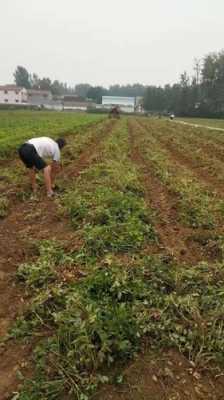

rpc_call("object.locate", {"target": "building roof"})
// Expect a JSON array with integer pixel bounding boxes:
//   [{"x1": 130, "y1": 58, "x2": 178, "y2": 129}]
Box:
[
  {"x1": 102, "y1": 96, "x2": 135, "y2": 106},
  {"x1": 0, "y1": 84, "x2": 24, "y2": 91}
]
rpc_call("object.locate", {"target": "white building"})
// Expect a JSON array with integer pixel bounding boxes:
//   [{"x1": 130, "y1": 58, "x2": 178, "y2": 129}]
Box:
[
  {"x1": 27, "y1": 89, "x2": 52, "y2": 106},
  {"x1": 0, "y1": 85, "x2": 28, "y2": 104},
  {"x1": 102, "y1": 96, "x2": 136, "y2": 113}
]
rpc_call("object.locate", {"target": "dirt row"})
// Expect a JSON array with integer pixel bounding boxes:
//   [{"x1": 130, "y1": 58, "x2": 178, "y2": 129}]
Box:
[
  {"x1": 0, "y1": 118, "x2": 117, "y2": 400},
  {"x1": 128, "y1": 119, "x2": 218, "y2": 264},
  {"x1": 138, "y1": 119, "x2": 224, "y2": 197}
]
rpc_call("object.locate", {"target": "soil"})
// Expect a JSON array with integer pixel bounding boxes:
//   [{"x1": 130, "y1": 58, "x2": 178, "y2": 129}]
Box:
[{"x1": 93, "y1": 349, "x2": 224, "y2": 400}]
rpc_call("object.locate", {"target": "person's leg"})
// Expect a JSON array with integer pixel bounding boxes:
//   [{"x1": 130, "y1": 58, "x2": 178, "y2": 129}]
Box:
[
  {"x1": 18, "y1": 144, "x2": 37, "y2": 192},
  {"x1": 50, "y1": 161, "x2": 60, "y2": 188},
  {"x1": 29, "y1": 168, "x2": 37, "y2": 192},
  {"x1": 43, "y1": 165, "x2": 53, "y2": 196}
]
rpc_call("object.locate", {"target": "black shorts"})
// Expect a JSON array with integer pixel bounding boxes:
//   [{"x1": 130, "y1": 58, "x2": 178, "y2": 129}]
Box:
[{"x1": 18, "y1": 143, "x2": 46, "y2": 170}]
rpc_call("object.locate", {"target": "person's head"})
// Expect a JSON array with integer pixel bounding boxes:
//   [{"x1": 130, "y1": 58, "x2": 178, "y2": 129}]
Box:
[{"x1": 56, "y1": 138, "x2": 66, "y2": 149}]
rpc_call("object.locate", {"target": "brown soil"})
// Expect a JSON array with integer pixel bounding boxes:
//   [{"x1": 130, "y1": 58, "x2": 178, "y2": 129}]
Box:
[
  {"x1": 0, "y1": 118, "x2": 117, "y2": 400},
  {"x1": 128, "y1": 119, "x2": 214, "y2": 265},
  {"x1": 93, "y1": 349, "x2": 224, "y2": 400}
]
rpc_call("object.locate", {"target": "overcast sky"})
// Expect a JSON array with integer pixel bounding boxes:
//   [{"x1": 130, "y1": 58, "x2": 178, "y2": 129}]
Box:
[{"x1": 0, "y1": 0, "x2": 223, "y2": 87}]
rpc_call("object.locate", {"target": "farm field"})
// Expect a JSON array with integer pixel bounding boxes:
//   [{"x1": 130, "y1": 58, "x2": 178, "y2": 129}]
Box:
[
  {"x1": 177, "y1": 117, "x2": 224, "y2": 130},
  {"x1": 0, "y1": 110, "x2": 104, "y2": 157},
  {"x1": 1, "y1": 114, "x2": 224, "y2": 400}
]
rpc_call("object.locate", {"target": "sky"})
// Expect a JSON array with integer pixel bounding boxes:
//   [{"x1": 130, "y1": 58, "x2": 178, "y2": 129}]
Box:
[{"x1": 0, "y1": 0, "x2": 224, "y2": 88}]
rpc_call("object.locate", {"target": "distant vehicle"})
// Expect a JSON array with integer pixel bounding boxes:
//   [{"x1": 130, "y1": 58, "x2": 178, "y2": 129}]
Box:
[{"x1": 109, "y1": 106, "x2": 120, "y2": 119}]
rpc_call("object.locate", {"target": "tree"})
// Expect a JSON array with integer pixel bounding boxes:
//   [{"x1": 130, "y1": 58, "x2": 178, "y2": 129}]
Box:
[
  {"x1": 14, "y1": 66, "x2": 31, "y2": 88},
  {"x1": 201, "y1": 50, "x2": 224, "y2": 115},
  {"x1": 38, "y1": 77, "x2": 52, "y2": 91},
  {"x1": 75, "y1": 83, "x2": 91, "y2": 98},
  {"x1": 30, "y1": 73, "x2": 40, "y2": 89},
  {"x1": 87, "y1": 86, "x2": 107, "y2": 104}
]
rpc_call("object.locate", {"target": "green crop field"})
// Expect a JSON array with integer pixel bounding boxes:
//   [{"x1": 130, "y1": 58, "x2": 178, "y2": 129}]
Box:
[
  {"x1": 1, "y1": 114, "x2": 224, "y2": 400},
  {"x1": 0, "y1": 110, "x2": 104, "y2": 157}
]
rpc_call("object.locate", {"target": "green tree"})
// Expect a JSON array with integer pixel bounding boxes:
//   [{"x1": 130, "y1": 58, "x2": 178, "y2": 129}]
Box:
[
  {"x1": 14, "y1": 66, "x2": 31, "y2": 88},
  {"x1": 87, "y1": 86, "x2": 107, "y2": 104},
  {"x1": 75, "y1": 83, "x2": 91, "y2": 98}
]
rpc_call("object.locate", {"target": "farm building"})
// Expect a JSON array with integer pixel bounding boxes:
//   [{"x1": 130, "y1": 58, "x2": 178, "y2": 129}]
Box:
[
  {"x1": 102, "y1": 96, "x2": 136, "y2": 113},
  {"x1": 63, "y1": 95, "x2": 96, "y2": 111},
  {"x1": 27, "y1": 89, "x2": 53, "y2": 106},
  {"x1": 0, "y1": 85, "x2": 28, "y2": 104}
]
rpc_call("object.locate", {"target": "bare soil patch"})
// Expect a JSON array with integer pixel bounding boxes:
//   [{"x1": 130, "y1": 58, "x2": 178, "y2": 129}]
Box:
[{"x1": 93, "y1": 349, "x2": 224, "y2": 400}]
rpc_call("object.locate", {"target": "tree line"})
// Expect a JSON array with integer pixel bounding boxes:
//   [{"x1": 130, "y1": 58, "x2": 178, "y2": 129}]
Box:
[
  {"x1": 143, "y1": 51, "x2": 224, "y2": 118},
  {"x1": 13, "y1": 67, "x2": 147, "y2": 100},
  {"x1": 14, "y1": 49, "x2": 224, "y2": 117}
]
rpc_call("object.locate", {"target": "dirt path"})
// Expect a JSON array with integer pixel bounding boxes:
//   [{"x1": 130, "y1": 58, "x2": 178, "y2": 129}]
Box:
[
  {"x1": 175, "y1": 119, "x2": 224, "y2": 133},
  {"x1": 0, "y1": 118, "x2": 117, "y2": 400},
  {"x1": 128, "y1": 119, "x2": 216, "y2": 264}
]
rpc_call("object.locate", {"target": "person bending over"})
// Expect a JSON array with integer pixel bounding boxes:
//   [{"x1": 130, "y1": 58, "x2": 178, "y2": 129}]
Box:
[{"x1": 18, "y1": 137, "x2": 66, "y2": 197}]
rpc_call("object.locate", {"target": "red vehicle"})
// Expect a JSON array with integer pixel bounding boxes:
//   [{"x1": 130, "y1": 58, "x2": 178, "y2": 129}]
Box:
[{"x1": 109, "y1": 106, "x2": 120, "y2": 119}]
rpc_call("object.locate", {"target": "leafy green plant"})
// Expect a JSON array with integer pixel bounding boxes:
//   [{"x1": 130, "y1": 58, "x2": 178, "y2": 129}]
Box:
[{"x1": 16, "y1": 241, "x2": 70, "y2": 289}]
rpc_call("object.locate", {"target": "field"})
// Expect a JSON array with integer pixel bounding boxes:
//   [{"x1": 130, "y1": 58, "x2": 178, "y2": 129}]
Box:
[
  {"x1": 1, "y1": 112, "x2": 224, "y2": 400},
  {"x1": 0, "y1": 110, "x2": 103, "y2": 157}
]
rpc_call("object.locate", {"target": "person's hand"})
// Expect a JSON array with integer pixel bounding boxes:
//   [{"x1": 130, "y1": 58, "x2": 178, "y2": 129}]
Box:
[{"x1": 47, "y1": 190, "x2": 55, "y2": 198}]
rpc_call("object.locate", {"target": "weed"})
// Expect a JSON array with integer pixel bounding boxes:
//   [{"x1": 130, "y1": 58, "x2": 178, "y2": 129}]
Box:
[{"x1": 0, "y1": 195, "x2": 9, "y2": 217}]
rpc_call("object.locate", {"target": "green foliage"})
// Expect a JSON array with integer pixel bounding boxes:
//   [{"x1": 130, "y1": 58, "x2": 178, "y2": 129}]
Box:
[
  {"x1": 16, "y1": 241, "x2": 70, "y2": 289},
  {"x1": 65, "y1": 187, "x2": 154, "y2": 255},
  {"x1": 15, "y1": 248, "x2": 224, "y2": 399},
  {"x1": 0, "y1": 195, "x2": 9, "y2": 218},
  {"x1": 0, "y1": 111, "x2": 104, "y2": 157},
  {"x1": 14, "y1": 66, "x2": 31, "y2": 89}
]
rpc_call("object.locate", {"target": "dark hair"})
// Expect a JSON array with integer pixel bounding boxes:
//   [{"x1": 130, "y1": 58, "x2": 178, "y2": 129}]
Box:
[{"x1": 56, "y1": 138, "x2": 66, "y2": 149}]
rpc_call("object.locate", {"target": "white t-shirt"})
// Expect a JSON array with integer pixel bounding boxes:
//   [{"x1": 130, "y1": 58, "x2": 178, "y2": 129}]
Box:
[{"x1": 27, "y1": 137, "x2": 60, "y2": 162}]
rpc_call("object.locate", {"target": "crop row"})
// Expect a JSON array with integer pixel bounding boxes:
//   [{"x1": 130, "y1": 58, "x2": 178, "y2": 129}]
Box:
[
  {"x1": 141, "y1": 119, "x2": 224, "y2": 186},
  {"x1": 132, "y1": 119, "x2": 224, "y2": 228}
]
